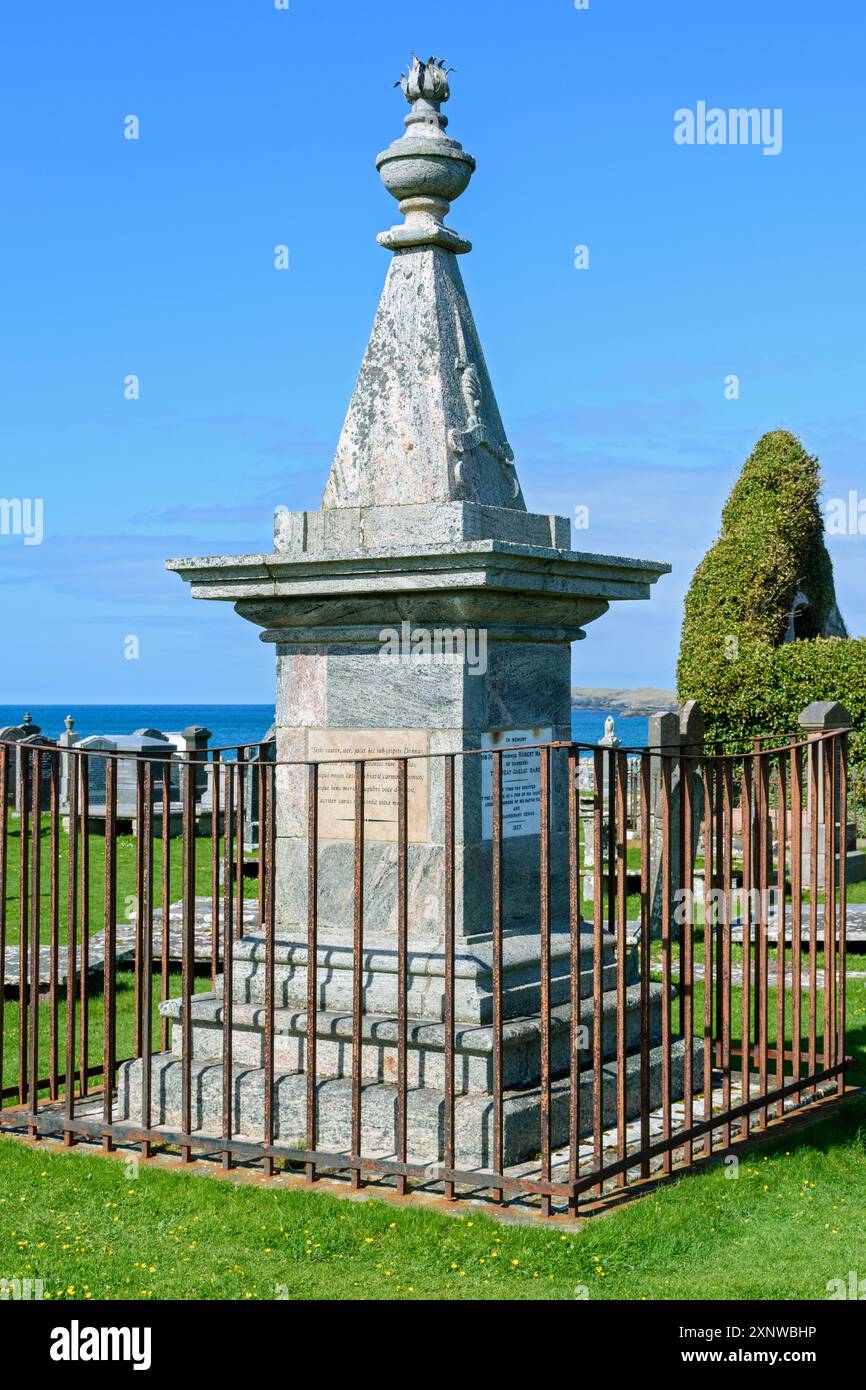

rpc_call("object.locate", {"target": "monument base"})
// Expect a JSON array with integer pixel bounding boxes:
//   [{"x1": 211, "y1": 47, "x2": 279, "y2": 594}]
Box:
[
  {"x1": 115, "y1": 924, "x2": 701, "y2": 1169},
  {"x1": 117, "y1": 1040, "x2": 699, "y2": 1171}
]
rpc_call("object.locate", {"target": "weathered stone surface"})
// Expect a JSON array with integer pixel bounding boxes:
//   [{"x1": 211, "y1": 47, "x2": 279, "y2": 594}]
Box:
[
  {"x1": 159, "y1": 60, "x2": 672, "y2": 1168},
  {"x1": 322, "y1": 247, "x2": 522, "y2": 513},
  {"x1": 275, "y1": 502, "x2": 570, "y2": 553},
  {"x1": 226, "y1": 924, "x2": 619, "y2": 1025},
  {"x1": 117, "y1": 1038, "x2": 701, "y2": 1169},
  {"x1": 163, "y1": 979, "x2": 665, "y2": 1092}
]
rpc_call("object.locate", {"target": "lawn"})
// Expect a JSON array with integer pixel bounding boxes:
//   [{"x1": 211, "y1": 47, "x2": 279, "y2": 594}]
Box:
[
  {"x1": 2, "y1": 814, "x2": 865, "y2": 1301},
  {"x1": 1, "y1": 816, "x2": 257, "y2": 948},
  {"x1": 1, "y1": 1092, "x2": 864, "y2": 1300}
]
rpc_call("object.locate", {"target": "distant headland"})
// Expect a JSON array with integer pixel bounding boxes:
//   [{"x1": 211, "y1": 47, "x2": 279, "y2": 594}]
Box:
[{"x1": 571, "y1": 686, "x2": 678, "y2": 717}]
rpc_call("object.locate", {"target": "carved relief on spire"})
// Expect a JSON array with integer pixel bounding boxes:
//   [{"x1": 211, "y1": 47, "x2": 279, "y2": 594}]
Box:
[{"x1": 444, "y1": 295, "x2": 520, "y2": 501}]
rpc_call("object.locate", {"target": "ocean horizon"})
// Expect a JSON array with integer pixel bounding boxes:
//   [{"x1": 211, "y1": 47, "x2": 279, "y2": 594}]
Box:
[{"x1": 0, "y1": 704, "x2": 650, "y2": 751}]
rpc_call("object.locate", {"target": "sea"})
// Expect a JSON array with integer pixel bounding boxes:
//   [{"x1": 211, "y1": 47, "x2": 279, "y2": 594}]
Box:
[{"x1": 0, "y1": 705, "x2": 650, "y2": 751}]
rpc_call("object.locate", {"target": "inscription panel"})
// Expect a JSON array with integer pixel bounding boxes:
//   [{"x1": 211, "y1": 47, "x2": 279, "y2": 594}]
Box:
[
  {"x1": 307, "y1": 728, "x2": 430, "y2": 843},
  {"x1": 480, "y1": 727, "x2": 553, "y2": 840}
]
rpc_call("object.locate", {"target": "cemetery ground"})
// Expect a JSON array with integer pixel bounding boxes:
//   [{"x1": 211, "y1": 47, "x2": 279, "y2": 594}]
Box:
[{"x1": 1, "y1": 819, "x2": 865, "y2": 1299}]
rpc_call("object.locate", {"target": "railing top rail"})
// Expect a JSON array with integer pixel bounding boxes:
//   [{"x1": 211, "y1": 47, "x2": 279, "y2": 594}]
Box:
[{"x1": 0, "y1": 727, "x2": 850, "y2": 768}]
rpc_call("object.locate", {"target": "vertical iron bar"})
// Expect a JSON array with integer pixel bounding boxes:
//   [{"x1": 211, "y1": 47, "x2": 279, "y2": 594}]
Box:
[
  {"x1": 721, "y1": 758, "x2": 733, "y2": 1148},
  {"x1": 262, "y1": 762, "x2": 275, "y2": 1177},
  {"x1": 681, "y1": 754, "x2": 694, "y2": 1166},
  {"x1": 615, "y1": 751, "x2": 627, "y2": 1175},
  {"x1": 0, "y1": 746, "x2": 6, "y2": 1131},
  {"x1": 396, "y1": 758, "x2": 409, "y2": 1197},
  {"x1": 756, "y1": 743, "x2": 769, "y2": 1130},
  {"x1": 160, "y1": 754, "x2": 171, "y2": 1052},
  {"x1": 567, "y1": 745, "x2": 582, "y2": 1212},
  {"x1": 181, "y1": 758, "x2": 195, "y2": 1161},
  {"x1": 257, "y1": 746, "x2": 266, "y2": 933},
  {"x1": 134, "y1": 758, "x2": 145, "y2": 1059},
  {"x1": 79, "y1": 758, "x2": 90, "y2": 1097},
  {"x1": 660, "y1": 756, "x2": 672, "y2": 1174},
  {"x1": 211, "y1": 750, "x2": 221, "y2": 991},
  {"x1": 444, "y1": 754, "x2": 456, "y2": 1201},
  {"x1": 222, "y1": 762, "x2": 235, "y2": 1171},
  {"x1": 140, "y1": 760, "x2": 154, "y2": 1158},
  {"x1": 823, "y1": 736, "x2": 835, "y2": 1073},
  {"x1": 492, "y1": 749, "x2": 504, "y2": 1204},
  {"x1": 592, "y1": 748, "x2": 604, "y2": 1193},
  {"x1": 837, "y1": 733, "x2": 848, "y2": 1096},
  {"x1": 350, "y1": 761, "x2": 365, "y2": 1190},
  {"x1": 539, "y1": 745, "x2": 552, "y2": 1215},
  {"x1": 18, "y1": 749, "x2": 30, "y2": 1104},
  {"x1": 701, "y1": 760, "x2": 714, "y2": 1158},
  {"x1": 713, "y1": 748, "x2": 724, "y2": 1064},
  {"x1": 305, "y1": 762, "x2": 319, "y2": 1184},
  {"x1": 741, "y1": 755, "x2": 753, "y2": 1139},
  {"x1": 48, "y1": 754, "x2": 60, "y2": 1100},
  {"x1": 639, "y1": 752, "x2": 651, "y2": 1179},
  {"x1": 791, "y1": 740, "x2": 803, "y2": 1104},
  {"x1": 235, "y1": 747, "x2": 245, "y2": 940},
  {"x1": 807, "y1": 740, "x2": 819, "y2": 1097},
  {"x1": 28, "y1": 750, "x2": 42, "y2": 1135},
  {"x1": 102, "y1": 756, "x2": 117, "y2": 1151},
  {"x1": 64, "y1": 750, "x2": 78, "y2": 1146},
  {"x1": 775, "y1": 752, "x2": 787, "y2": 1120}
]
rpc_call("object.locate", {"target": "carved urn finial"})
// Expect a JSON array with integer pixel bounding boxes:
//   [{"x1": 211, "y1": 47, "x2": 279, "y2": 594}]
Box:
[
  {"x1": 396, "y1": 54, "x2": 453, "y2": 129},
  {"x1": 377, "y1": 54, "x2": 476, "y2": 254}
]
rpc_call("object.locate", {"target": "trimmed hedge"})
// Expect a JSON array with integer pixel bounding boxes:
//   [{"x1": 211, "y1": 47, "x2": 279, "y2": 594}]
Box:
[{"x1": 677, "y1": 430, "x2": 865, "y2": 769}]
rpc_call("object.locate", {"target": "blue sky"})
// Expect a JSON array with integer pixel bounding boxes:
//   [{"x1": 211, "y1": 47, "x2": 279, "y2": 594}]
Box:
[{"x1": 1, "y1": 0, "x2": 864, "y2": 703}]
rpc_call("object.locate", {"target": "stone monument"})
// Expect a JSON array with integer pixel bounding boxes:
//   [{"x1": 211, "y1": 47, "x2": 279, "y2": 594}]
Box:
[{"x1": 123, "y1": 58, "x2": 673, "y2": 1167}]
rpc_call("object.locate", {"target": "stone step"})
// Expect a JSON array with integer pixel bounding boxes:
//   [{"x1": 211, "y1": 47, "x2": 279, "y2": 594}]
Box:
[
  {"x1": 161, "y1": 978, "x2": 666, "y2": 1092},
  {"x1": 226, "y1": 922, "x2": 629, "y2": 1025},
  {"x1": 116, "y1": 1035, "x2": 702, "y2": 1170}
]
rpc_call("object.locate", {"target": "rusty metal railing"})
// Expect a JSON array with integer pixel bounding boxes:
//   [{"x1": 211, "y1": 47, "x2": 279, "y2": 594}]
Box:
[{"x1": 0, "y1": 729, "x2": 852, "y2": 1215}]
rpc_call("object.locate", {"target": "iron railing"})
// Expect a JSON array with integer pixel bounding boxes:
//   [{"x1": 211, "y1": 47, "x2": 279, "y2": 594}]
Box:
[{"x1": 0, "y1": 729, "x2": 851, "y2": 1215}]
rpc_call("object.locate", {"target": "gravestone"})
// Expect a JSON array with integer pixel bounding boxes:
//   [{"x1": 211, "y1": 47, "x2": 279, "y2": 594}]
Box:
[
  {"x1": 58, "y1": 715, "x2": 81, "y2": 809},
  {"x1": 242, "y1": 730, "x2": 276, "y2": 851},
  {"x1": 74, "y1": 733, "x2": 173, "y2": 823},
  {"x1": 647, "y1": 700, "x2": 705, "y2": 938},
  {"x1": 12, "y1": 734, "x2": 57, "y2": 815},
  {"x1": 798, "y1": 701, "x2": 863, "y2": 887},
  {"x1": 0, "y1": 714, "x2": 41, "y2": 807},
  {"x1": 126, "y1": 59, "x2": 673, "y2": 1167}
]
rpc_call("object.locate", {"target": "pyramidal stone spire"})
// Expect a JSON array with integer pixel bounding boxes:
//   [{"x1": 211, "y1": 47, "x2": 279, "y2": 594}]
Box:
[{"x1": 322, "y1": 56, "x2": 526, "y2": 516}]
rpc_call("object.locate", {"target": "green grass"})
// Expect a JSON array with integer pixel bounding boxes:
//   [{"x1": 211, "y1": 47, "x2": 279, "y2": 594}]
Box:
[
  {"x1": 3, "y1": 819, "x2": 865, "y2": 1300},
  {"x1": 1, "y1": 1095, "x2": 865, "y2": 1300},
  {"x1": 1, "y1": 816, "x2": 257, "y2": 948},
  {"x1": 2, "y1": 972, "x2": 213, "y2": 1100}
]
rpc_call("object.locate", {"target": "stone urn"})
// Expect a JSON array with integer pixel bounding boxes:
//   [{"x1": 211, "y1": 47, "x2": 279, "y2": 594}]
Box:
[{"x1": 376, "y1": 55, "x2": 476, "y2": 253}]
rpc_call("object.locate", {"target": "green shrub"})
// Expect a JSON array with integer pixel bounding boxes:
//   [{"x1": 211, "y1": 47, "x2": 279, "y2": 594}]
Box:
[{"x1": 677, "y1": 430, "x2": 865, "y2": 769}]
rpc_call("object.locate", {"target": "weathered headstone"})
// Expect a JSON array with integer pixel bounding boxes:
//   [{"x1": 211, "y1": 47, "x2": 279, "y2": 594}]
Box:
[
  {"x1": 13, "y1": 733, "x2": 56, "y2": 815},
  {"x1": 58, "y1": 714, "x2": 81, "y2": 810},
  {"x1": 798, "y1": 701, "x2": 862, "y2": 887},
  {"x1": 0, "y1": 714, "x2": 41, "y2": 807},
  {"x1": 648, "y1": 700, "x2": 705, "y2": 938}
]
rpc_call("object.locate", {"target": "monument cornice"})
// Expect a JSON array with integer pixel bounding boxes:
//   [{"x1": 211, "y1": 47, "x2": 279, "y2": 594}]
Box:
[{"x1": 166, "y1": 542, "x2": 670, "y2": 616}]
